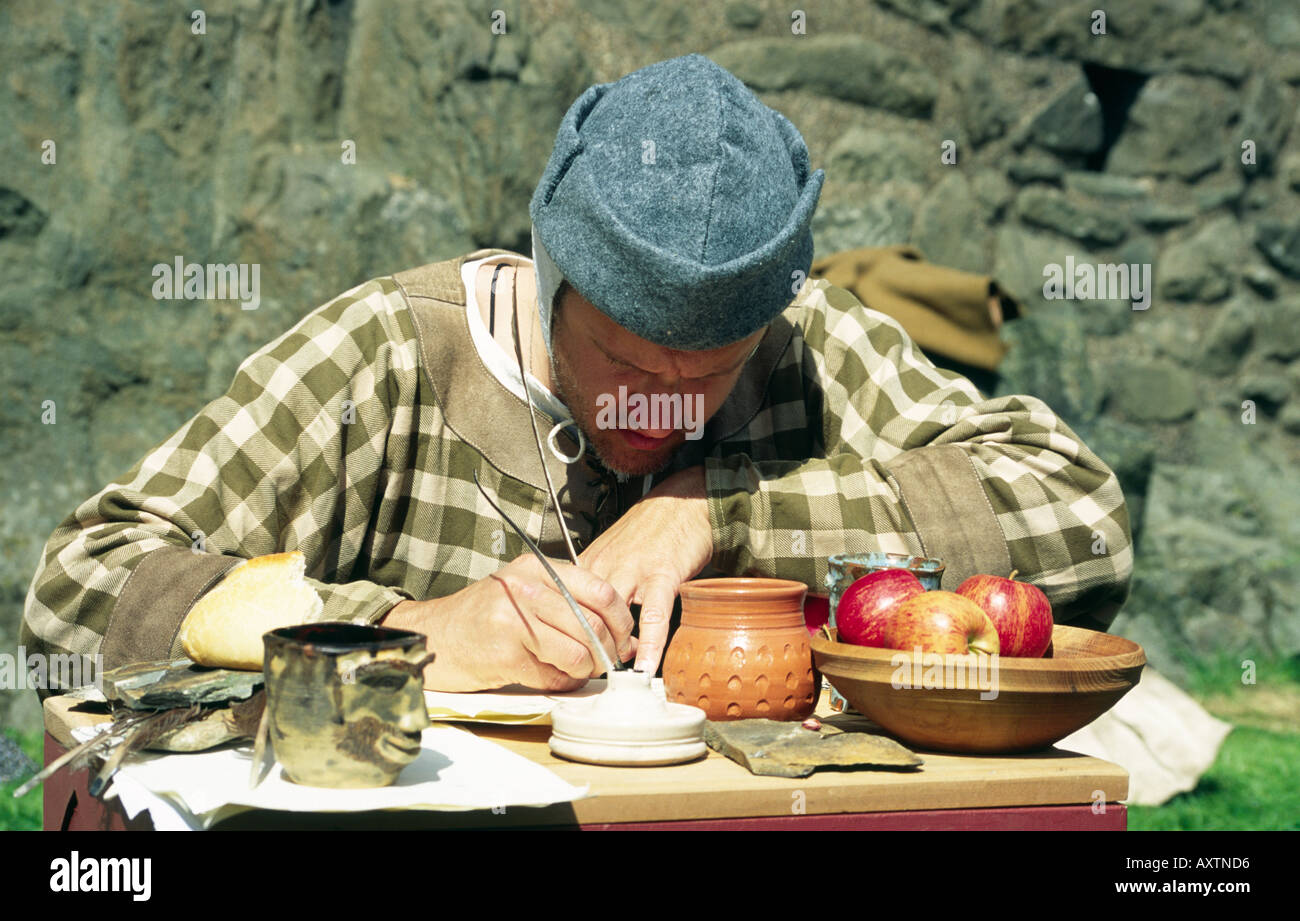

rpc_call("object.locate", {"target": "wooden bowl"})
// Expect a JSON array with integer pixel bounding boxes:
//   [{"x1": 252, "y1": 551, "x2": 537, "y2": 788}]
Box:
[{"x1": 811, "y1": 624, "x2": 1146, "y2": 754}]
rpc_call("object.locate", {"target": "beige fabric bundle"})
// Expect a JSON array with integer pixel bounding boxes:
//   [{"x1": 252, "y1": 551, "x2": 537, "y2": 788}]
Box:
[
  {"x1": 809, "y1": 245, "x2": 1019, "y2": 372},
  {"x1": 179, "y1": 551, "x2": 324, "y2": 670}
]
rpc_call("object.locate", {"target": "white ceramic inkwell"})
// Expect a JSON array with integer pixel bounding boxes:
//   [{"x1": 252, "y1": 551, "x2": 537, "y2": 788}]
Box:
[{"x1": 549, "y1": 669, "x2": 707, "y2": 766}]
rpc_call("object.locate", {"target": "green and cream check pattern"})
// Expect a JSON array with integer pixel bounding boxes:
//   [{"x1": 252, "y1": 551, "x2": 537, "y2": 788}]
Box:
[
  {"x1": 703, "y1": 279, "x2": 1132, "y2": 620},
  {"x1": 22, "y1": 250, "x2": 1131, "y2": 695}
]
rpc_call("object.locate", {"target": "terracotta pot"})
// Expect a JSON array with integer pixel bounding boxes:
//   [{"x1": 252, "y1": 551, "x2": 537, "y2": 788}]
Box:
[{"x1": 665, "y1": 578, "x2": 817, "y2": 721}]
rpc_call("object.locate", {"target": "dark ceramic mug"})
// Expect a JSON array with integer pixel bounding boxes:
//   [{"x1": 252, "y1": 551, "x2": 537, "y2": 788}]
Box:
[{"x1": 263, "y1": 623, "x2": 433, "y2": 788}]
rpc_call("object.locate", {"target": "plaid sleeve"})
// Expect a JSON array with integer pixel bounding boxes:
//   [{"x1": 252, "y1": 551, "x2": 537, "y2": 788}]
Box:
[
  {"x1": 21, "y1": 278, "x2": 416, "y2": 686},
  {"x1": 706, "y1": 280, "x2": 1133, "y2": 628}
]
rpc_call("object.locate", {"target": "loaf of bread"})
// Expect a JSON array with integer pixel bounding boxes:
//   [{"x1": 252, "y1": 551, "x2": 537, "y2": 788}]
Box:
[{"x1": 179, "y1": 551, "x2": 324, "y2": 670}]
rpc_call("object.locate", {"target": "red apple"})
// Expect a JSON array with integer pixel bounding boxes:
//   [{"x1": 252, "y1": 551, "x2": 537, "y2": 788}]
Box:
[
  {"x1": 956, "y1": 570, "x2": 1053, "y2": 657},
  {"x1": 836, "y1": 569, "x2": 926, "y2": 647},
  {"x1": 879, "y1": 591, "x2": 1000, "y2": 656}
]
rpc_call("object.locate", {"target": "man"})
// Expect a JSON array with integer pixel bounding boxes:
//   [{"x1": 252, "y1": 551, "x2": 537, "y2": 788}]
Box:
[{"x1": 22, "y1": 54, "x2": 1132, "y2": 698}]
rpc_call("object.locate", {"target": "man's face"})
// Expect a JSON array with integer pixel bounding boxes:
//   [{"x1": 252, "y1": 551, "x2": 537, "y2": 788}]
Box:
[{"x1": 549, "y1": 287, "x2": 765, "y2": 477}]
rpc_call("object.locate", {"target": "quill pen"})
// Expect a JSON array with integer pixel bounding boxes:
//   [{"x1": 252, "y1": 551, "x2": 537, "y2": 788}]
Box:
[
  {"x1": 88, "y1": 704, "x2": 202, "y2": 796},
  {"x1": 12, "y1": 709, "x2": 154, "y2": 799},
  {"x1": 510, "y1": 274, "x2": 581, "y2": 567},
  {"x1": 506, "y1": 272, "x2": 626, "y2": 672},
  {"x1": 474, "y1": 470, "x2": 618, "y2": 677}
]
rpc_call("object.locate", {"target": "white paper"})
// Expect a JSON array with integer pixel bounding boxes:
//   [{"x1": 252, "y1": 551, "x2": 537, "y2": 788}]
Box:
[
  {"x1": 103, "y1": 773, "x2": 205, "y2": 830},
  {"x1": 74, "y1": 723, "x2": 587, "y2": 830},
  {"x1": 425, "y1": 677, "x2": 666, "y2": 723}
]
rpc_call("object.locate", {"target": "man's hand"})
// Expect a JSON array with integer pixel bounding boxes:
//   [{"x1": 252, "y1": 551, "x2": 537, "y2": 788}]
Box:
[
  {"x1": 578, "y1": 465, "x2": 713, "y2": 675},
  {"x1": 381, "y1": 553, "x2": 635, "y2": 692}
]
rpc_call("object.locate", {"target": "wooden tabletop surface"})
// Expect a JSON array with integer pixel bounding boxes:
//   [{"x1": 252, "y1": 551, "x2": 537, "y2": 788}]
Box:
[{"x1": 44, "y1": 691, "x2": 1128, "y2": 827}]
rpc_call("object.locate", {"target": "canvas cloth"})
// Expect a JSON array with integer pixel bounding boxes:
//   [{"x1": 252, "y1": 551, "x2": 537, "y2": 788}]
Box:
[{"x1": 810, "y1": 245, "x2": 1020, "y2": 372}]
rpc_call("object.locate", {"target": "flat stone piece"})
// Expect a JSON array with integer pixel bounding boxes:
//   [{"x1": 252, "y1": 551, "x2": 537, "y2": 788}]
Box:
[
  {"x1": 102, "y1": 657, "x2": 263, "y2": 710},
  {"x1": 704, "y1": 718, "x2": 922, "y2": 778},
  {"x1": 763, "y1": 734, "x2": 923, "y2": 770}
]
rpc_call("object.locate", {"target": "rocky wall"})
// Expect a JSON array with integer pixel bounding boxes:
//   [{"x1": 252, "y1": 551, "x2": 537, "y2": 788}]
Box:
[{"x1": 2, "y1": 0, "x2": 1299, "y2": 734}]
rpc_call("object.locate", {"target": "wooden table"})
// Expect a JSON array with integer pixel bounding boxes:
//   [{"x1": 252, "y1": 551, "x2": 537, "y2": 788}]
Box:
[{"x1": 42, "y1": 693, "x2": 1128, "y2": 830}]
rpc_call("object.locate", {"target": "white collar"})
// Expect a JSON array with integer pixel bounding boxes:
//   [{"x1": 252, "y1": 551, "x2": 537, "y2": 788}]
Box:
[{"x1": 459, "y1": 255, "x2": 586, "y2": 464}]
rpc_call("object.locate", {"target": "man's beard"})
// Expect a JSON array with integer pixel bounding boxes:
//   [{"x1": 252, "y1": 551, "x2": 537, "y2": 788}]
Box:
[{"x1": 549, "y1": 346, "x2": 677, "y2": 479}]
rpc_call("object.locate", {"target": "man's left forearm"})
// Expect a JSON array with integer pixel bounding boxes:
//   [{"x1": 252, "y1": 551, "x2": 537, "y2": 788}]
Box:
[{"x1": 703, "y1": 440, "x2": 1132, "y2": 628}]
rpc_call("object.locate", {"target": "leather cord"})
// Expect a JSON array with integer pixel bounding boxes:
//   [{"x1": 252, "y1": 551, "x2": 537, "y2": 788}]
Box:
[{"x1": 489, "y1": 262, "x2": 504, "y2": 337}]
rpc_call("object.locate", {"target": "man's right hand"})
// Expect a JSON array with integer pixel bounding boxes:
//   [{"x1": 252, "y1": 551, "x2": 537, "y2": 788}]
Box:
[{"x1": 380, "y1": 553, "x2": 636, "y2": 692}]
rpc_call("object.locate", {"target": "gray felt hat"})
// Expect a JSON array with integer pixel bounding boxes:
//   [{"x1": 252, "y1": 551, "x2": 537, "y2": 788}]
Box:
[{"x1": 529, "y1": 53, "x2": 824, "y2": 353}]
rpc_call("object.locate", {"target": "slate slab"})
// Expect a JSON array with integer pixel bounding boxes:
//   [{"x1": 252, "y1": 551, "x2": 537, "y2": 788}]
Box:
[
  {"x1": 704, "y1": 718, "x2": 922, "y2": 778},
  {"x1": 101, "y1": 658, "x2": 263, "y2": 710}
]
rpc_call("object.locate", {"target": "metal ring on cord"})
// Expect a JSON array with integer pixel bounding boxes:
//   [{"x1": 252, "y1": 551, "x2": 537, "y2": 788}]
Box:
[{"x1": 547, "y1": 420, "x2": 586, "y2": 464}]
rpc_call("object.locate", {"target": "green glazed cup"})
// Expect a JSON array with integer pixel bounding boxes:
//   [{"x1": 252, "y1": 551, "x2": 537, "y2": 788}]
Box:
[{"x1": 263, "y1": 623, "x2": 433, "y2": 788}]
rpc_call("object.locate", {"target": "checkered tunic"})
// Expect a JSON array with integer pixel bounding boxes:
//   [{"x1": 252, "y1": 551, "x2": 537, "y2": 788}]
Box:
[{"x1": 22, "y1": 249, "x2": 1132, "y2": 696}]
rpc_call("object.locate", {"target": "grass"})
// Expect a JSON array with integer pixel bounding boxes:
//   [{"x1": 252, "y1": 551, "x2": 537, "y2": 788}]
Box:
[
  {"x1": 0, "y1": 727, "x2": 44, "y2": 831},
  {"x1": 1128, "y1": 726, "x2": 1300, "y2": 830},
  {"x1": 1127, "y1": 652, "x2": 1300, "y2": 831},
  {"x1": 1180, "y1": 650, "x2": 1300, "y2": 705}
]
